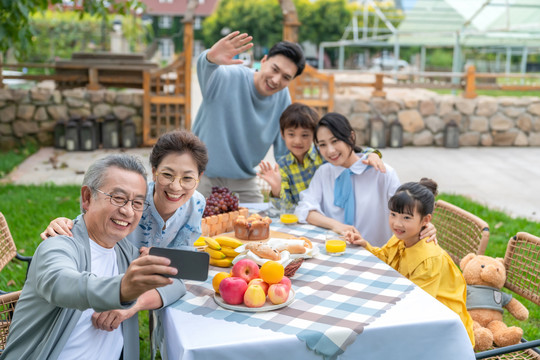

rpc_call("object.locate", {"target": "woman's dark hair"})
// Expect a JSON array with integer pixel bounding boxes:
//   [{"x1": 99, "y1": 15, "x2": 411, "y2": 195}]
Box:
[
  {"x1": 267, "y1": 41, "x2": 305, "y2": 78},
  {"x1": 150, "y1": 130, "x2": 208, "y2": 175},
  {"x1": 388, "y1": 178, "x2": 439, "y2": 217},
  {"x1": 315, "y1": 112, "x2": 362, "y2": 154},
  {"x1": 279, "y1": 103, "x2": 319, "y2": 133}
]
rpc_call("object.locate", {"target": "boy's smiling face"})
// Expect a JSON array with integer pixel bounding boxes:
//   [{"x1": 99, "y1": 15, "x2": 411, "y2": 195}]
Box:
[{"x1": 281, "y1": 126, "x2": 314, "y2": 163}]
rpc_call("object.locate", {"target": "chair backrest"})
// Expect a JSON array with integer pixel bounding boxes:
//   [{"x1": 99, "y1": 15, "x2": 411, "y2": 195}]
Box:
[
  {"x1": 431, "y1": 200, "x2": 490, "y2": 265},
  {"x1": 0, "y1": 213, "x2": 17, "y2": 272},
  {"x1": 0, "y1": 290, "x2": 21, "y2": 351},
  {"x1": 503, "y1": 232, "x2": 540, "y2": 306}
]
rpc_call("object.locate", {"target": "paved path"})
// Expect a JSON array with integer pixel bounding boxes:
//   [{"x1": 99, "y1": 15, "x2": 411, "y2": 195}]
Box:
[{"x1": 5, "y1": 146, "x2": 539, "y2": 222}]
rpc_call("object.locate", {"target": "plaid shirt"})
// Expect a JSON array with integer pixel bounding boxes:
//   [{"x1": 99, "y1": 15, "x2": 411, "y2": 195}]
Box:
[{"x1": 272, "y1": 145, "x2": 380, "y2": 209}]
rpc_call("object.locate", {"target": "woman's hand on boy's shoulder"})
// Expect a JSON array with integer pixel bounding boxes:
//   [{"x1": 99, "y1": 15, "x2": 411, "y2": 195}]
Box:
[{"x1": 363, "y1": 153, "x2": 386, "y2": 173}]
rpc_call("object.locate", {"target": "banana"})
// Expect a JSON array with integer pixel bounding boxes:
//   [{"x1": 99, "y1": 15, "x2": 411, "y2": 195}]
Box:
[
  {"x1": 193, "y1": 237, "x2": 206, "y2": 247},
  {"x1": 209, "y1": 257, "x2": 233, "y2": 268},
  {"x1": 215, "y1": 236, "x2": 243, "y2": 249},
  {"x1": 204, "y1": 237, "x2": 221, "y2": 250},
  {"x1": 205, "y1": 247, "x2": 226, "y2": 260},
  {"x1": 220, "y1": 246, "x2": 239, "y2": 258}
]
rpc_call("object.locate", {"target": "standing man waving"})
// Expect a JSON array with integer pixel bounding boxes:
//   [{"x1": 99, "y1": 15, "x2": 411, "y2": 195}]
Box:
[{"x1": 193, "y1": 31, "x2": 305, "y2": 202}]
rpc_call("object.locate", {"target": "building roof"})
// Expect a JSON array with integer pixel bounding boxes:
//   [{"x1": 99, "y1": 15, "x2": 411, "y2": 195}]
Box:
[
  {"x1": 392, "y1": 0, "x2": 540, "y2": 47},
  {"x1": 140, "y1": 0, "x2": 219, "y2": 16}
]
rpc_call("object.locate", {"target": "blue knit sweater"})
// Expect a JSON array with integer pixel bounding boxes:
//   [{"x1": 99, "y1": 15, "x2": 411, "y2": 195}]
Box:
[{"x1": 193, "y1": 50, "x2": 289, "y2": 179}]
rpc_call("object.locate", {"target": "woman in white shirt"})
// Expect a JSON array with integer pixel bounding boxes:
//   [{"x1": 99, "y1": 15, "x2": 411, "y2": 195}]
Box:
[{"x1": 295, "y1": 113, "x2": 434, "y2": 247}]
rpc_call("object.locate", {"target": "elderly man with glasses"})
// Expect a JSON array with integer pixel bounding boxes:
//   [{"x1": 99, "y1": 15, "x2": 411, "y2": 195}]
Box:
[{"x1": 1, "y1": 154, "x2": 184, "y2": 360}]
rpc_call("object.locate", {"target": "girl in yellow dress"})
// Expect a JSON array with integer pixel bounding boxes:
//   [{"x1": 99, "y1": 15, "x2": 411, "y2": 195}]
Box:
[{"x1": 345, "y1": 178, "x2": 475, "y2": 347}]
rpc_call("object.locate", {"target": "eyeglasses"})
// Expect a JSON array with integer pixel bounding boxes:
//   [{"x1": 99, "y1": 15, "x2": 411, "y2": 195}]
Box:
[
  {"x1": 94, "y1": 188, "x2": 149, "y2": 212},
  {"x1": 156, "y1": 172, "x2": 199, "y2": 190}
]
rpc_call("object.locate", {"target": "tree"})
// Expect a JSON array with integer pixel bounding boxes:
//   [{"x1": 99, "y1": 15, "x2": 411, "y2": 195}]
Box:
[
  {"x1": 202, "y1": 0, "x2": 282, "y2": 53},
  {"x1": 0, "y1": 0, "x2": 142, "y2": 59}
]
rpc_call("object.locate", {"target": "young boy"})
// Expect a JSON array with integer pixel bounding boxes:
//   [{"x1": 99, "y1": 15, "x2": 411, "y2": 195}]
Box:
[{"x1": 258, "y1": 103, "x2": 384, "y2": 209}]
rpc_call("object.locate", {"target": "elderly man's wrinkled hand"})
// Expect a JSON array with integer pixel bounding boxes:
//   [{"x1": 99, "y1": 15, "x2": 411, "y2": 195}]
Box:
[
  {"x1": 91, "y1": 309, "x2": 134, "y2": 332},
  {"x1": 120, "y1": 255, "x2": 177, "y2": 303}
]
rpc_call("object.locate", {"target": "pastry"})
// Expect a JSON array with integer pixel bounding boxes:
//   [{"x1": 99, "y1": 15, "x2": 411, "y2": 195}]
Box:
[
  {"x1": 245, "y1": 243, "x2": 280, "y2": 261},
  {"x1": 234, "y1": 214, "x2": 272, "y2": 240}
]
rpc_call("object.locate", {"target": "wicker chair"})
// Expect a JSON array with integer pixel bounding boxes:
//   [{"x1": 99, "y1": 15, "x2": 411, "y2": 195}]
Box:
[
  {"x1": 431, "y1": 199, "x2": 490, "y2": 265},
  {"x1": 0, "y1": 290, "x2": 21, "y2": 354},
  {"x1": 476, "y1": 232, "x2": 540, "y2": 360},
  {"x1": 0, "y1": 212, "x2": 32, "y2": 285}
]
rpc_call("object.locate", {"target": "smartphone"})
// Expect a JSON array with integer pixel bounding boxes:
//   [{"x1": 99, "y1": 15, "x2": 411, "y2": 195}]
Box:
[{"x1": 149, "y1": 247, "x2": 209, "y2": 281}]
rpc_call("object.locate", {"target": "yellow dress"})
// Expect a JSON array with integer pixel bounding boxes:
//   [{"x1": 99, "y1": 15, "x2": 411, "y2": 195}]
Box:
[{"x1": 365, "y1": 236, "x2": 475, "y2": 347}]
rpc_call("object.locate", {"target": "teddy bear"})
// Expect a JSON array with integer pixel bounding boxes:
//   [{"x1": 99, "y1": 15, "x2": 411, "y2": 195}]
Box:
[{"x1": 460, "y1": 253, "x2": 529, "y2": 352}]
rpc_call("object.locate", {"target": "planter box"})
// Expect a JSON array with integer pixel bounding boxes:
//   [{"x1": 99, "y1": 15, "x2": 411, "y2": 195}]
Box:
[{"x1": 201, "y1": 207, "x2": 249, "y2": 237}]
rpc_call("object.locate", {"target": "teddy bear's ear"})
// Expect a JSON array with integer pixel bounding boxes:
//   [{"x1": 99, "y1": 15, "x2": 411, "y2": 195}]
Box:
[
  {"x1": 460, "y1": 253, "x2": 476, "y2": 269},
  {"x1": 496, "y1": 257, "x2": 505, "y2": 265}
]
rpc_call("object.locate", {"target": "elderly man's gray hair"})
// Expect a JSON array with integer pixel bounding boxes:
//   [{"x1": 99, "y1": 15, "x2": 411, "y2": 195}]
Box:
[{"x1": 81, "y1": 154, "x2": 148, "y2": 212}]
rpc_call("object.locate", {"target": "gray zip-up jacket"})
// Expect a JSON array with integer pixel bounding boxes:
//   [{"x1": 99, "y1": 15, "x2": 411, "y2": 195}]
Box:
[{"x1": 1, "y1": 214, "x2": 185, "y2": 359}]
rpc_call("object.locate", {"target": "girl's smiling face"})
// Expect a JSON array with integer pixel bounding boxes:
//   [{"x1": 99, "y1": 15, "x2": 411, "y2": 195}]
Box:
[
  {"x1": 316, "y1": 126, "x2": 358, "y2": 168},
  {"x1": 389, "y1": 207, "x2": 431, "y2": 247},
  {"x1": 152, "y1": 152, "x2": 200, "y2": 222}
]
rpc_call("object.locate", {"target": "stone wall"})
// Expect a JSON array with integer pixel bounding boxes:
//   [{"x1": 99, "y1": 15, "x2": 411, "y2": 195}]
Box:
[
  {"x1": 334, "y1": 90, "x2": 540, "y2": 147},
  {"x1": 0, "y1": 87, "x2": 143, "y2": 151},
  {"x1": 2, "y1": 86, "x2": 540, "y2": 151}
]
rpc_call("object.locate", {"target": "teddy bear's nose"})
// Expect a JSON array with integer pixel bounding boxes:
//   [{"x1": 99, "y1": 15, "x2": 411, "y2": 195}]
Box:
[{"x1": 481, "y1": 265, "x2": 485, "y2": 268}]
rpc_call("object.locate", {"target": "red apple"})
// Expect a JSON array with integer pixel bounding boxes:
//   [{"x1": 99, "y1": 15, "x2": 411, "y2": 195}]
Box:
[
  {"x1": 219, "y1": 277, "x2": 248, "y2": 305},
  {"x1": 248, "y1": 278, "x2": 269, "y2": 295},
  {"x1": 268, "y1": 283, "x2": 290, "y2": 305},
  {"x1": 243, "y1": 284, "x2": 267, "y2": 308},
  {"x1": 278, "y1": 276, "x2": 291, "y2": 291},
  {"x1": 231, "y1": 259, "x2": 260, "y2": 283}
]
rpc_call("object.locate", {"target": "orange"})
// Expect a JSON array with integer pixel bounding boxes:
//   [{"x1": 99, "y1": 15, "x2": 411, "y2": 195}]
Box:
[
  {"x1": 260, "y1": 261, "x2": 284, "y2": 284},
  {"x1": 212, "y1": 272, "x2": 231, "y2": 293}
]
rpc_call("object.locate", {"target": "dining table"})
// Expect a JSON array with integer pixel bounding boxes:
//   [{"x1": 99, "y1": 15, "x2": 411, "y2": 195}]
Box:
[{"x1": 156, "y1": 216, "x2": 475, "y2": 360}]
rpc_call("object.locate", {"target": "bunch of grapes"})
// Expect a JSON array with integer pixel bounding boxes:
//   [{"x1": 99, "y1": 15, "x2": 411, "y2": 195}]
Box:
[{"x1": 203, "y1": 186, "x2": 239, "y2": 217}]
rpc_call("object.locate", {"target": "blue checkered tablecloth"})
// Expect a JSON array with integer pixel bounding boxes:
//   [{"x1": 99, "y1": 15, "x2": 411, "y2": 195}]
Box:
[{"x1": 170, "y1": 222, "x2": 414, "y2": 360}]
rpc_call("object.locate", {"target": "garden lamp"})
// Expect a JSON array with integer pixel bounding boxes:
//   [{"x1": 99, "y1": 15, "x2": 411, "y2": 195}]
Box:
[
  {"x1": 53, "y1": 120, "x2": 66, "y2": 149},
  {"x1": 369, "y1": 116, "x2": 386, "y2": 149},
  {"x1": 121, "y1": 117, "x2": 137, "y2": 148},
  {"x1": 389, "y1": 119, "x2": 403, "y2": 148},
  {"x1": 80, "y1": 118, "x2": 97, "y2": 151},
  {"x1": 444, "y1": 120, "x2": 460, "y2": 148},
  {"x1": 102, "y1": 115, "x2": 119, "y2": 149},
  {"x1": 65, "y1": 117, "x2": 80, "y2": 151}
]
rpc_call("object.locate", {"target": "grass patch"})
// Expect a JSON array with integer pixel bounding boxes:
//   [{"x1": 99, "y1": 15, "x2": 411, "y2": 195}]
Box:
[
  {"x1": 1, "y1": 185, "x2": 538, "y2": 353},
  {"x1": 0, "y1": 143, "x2": 39, "y2": 178}
]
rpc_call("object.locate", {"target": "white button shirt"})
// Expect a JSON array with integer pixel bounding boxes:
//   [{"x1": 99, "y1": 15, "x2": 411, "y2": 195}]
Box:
[{"x1": 295, "y1": 155, "x2": 401, "y2": 247}]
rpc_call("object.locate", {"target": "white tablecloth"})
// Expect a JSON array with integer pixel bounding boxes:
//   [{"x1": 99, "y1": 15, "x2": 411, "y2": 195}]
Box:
[
  {"x1": 161, "y1": 286, "x2": 474, "y2": 360},
  {"x1": 159, "y1": 221, "x2": 474, "y2": 360}
]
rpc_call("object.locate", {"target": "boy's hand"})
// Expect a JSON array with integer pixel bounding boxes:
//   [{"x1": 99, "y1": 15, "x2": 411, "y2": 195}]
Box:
[
  {"x1": 344, "y1": 231, "x2": 368, "y2": 247},
  {"x1": 257, "y1": 161, "x2": 281, "y2": 197},
  {"x1": 206, "y1": 31, "x2": 253, "y2": 66},
  {"x1": 363, "y1": 153, "x2": 386, "y2": 173}
]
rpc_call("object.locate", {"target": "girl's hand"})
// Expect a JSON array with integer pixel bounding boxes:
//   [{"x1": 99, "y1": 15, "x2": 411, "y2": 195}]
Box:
[
  {"x1": 332, "y1": 224, "x2": 360, "y2": 236},
  {"x1": 206, "y1": 31, "x2": 253, "y2": 66},
  {"x1": 362, "y1": 153, "x2": 386, "y2": 173},
  {"x1": 40, "y1": 217, "x2": 73, "y2": 240},
  {"x1": 257, "y1": 161, "x2": 281, "y2": 197},
  {"x1": 344, "y1": 231, "x2": 368, "y2": 247},
  {"x1": 421, "y1": 222, "x2": 438, "y2": 245}
]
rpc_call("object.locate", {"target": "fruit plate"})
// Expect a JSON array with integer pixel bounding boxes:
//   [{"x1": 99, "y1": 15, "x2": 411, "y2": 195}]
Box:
[{"x1": 213, "y1": 288, "x2": 295, "y2": 312}]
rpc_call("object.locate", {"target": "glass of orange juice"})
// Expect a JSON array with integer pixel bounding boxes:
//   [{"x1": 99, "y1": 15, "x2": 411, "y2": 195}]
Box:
[{"x1": 325, "y1": 231, "x2": 346, "y2": 256}]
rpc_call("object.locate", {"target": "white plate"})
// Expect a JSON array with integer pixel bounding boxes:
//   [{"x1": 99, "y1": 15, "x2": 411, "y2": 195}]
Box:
[{"x1": 213, "y1": 288, "x2": 295, "y2": 312}]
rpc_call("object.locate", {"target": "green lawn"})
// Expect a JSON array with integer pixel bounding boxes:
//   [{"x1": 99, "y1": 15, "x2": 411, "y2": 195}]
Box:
[{"x1": 1, "y1": 141, "x2": 538, "y2": 354}]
